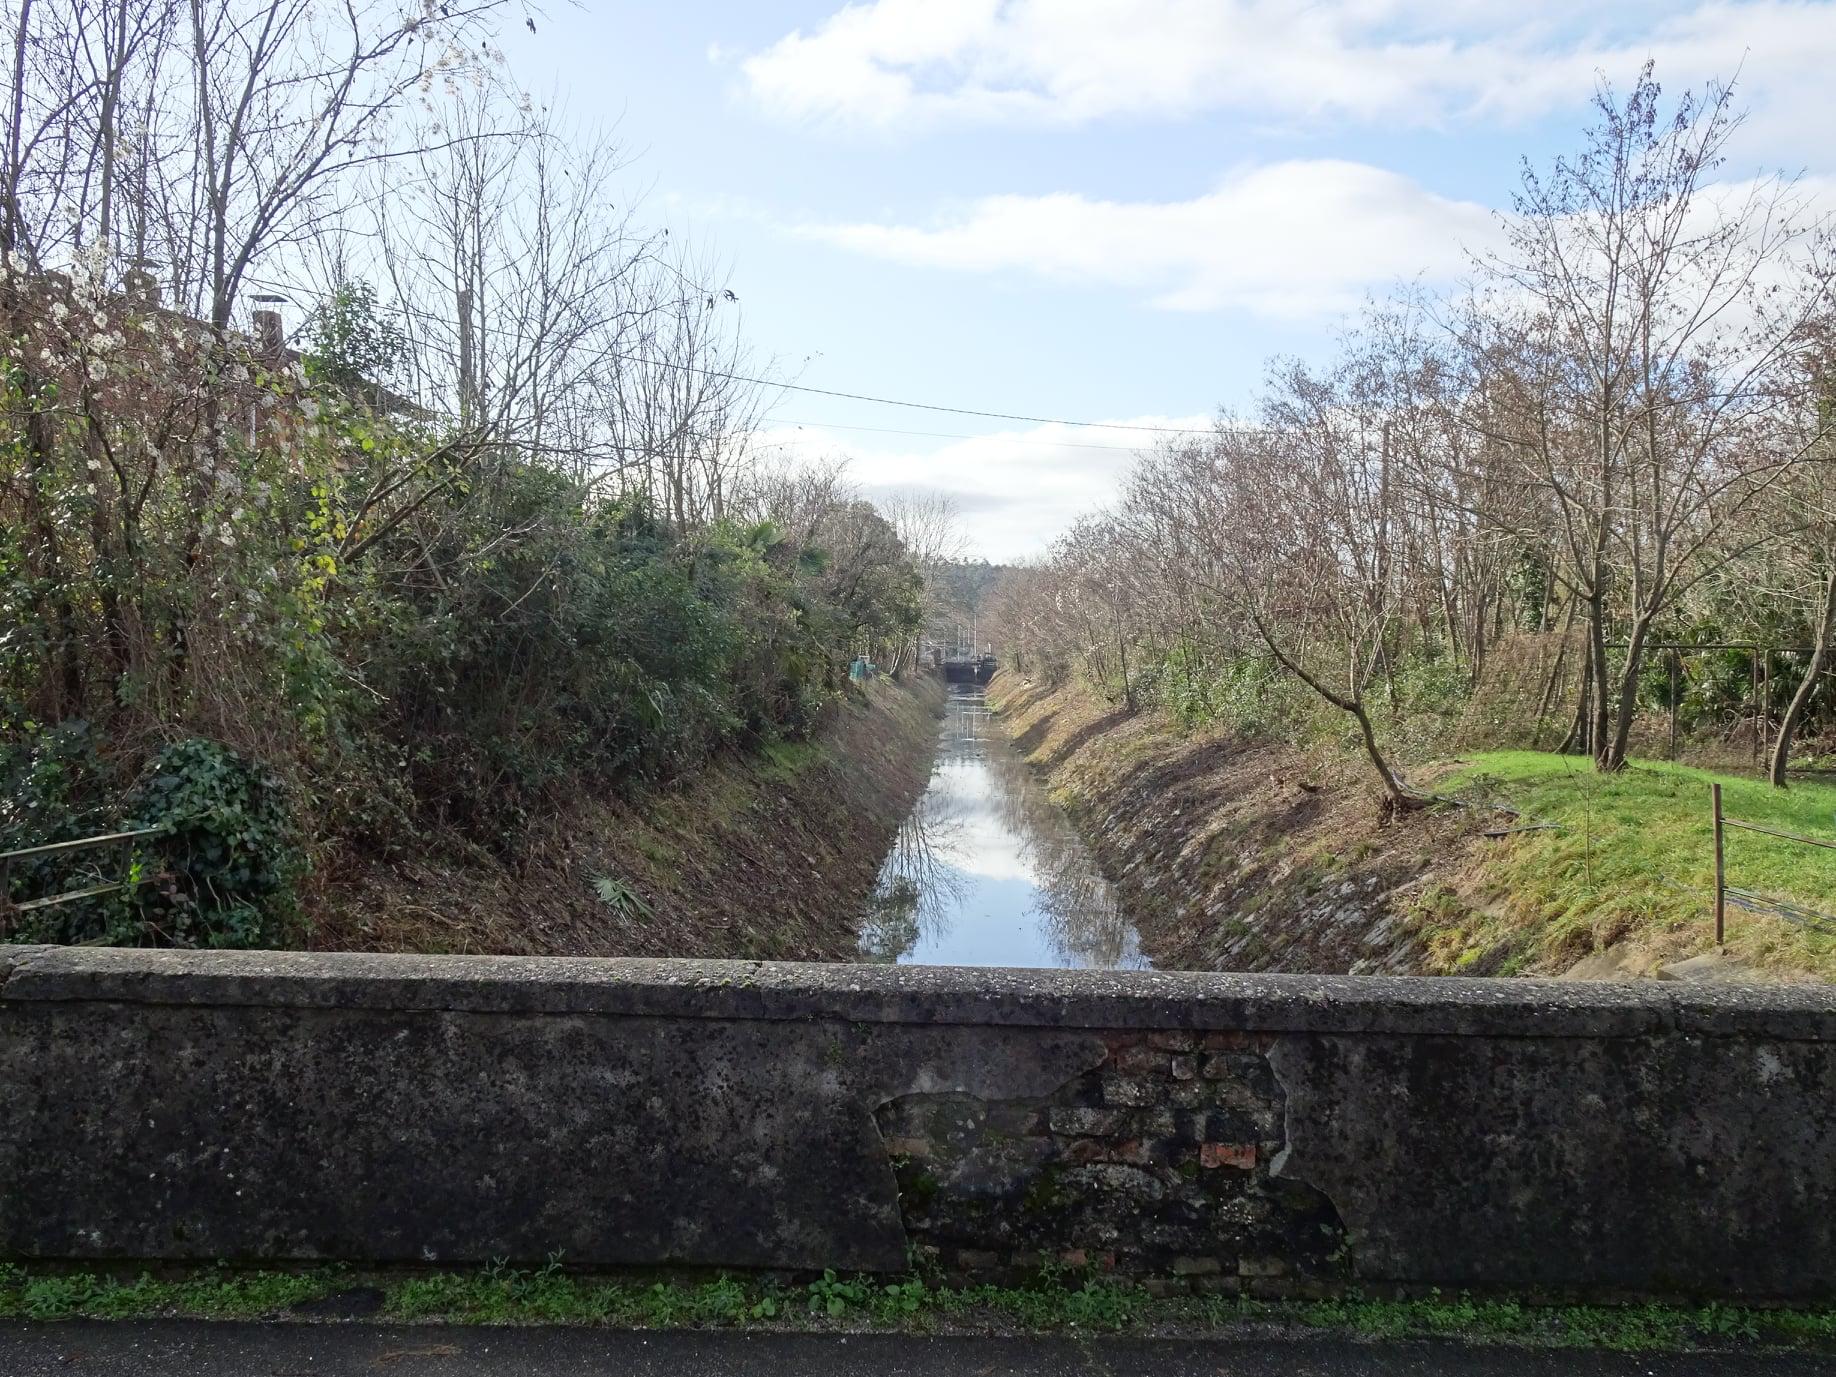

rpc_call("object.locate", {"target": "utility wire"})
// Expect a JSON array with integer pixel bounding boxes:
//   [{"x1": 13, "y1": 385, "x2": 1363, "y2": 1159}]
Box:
[
  {"x1": 765, "y1": 417, "x2": 1151, "y2": 454},
  {"x1": 607, "y1": 352, "x2": 1232, "y2": 438},
  {"x1": 245, "y1": 270, "x2": 1231, "y2": 439}
]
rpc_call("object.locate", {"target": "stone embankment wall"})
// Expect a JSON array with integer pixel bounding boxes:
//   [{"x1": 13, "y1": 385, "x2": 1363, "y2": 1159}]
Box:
[{"x1": 3, "y1": 945, "x2": 1833, "y2": 1300}]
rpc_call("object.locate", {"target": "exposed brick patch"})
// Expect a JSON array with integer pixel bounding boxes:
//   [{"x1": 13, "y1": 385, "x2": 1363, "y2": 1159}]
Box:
[
  {"x1": 875, "y1": 1028, "x2": 1346, "y2": 1285},
  {"x1": 1200, "y1": 1142, "x2": 1257, "y2": 1171}
]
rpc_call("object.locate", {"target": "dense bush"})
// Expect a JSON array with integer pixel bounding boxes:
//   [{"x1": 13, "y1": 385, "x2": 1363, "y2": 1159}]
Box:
[
  {"x1": 0, "y1": 731, "x2": 299, "y2": 948},
  {"x1": 125, "y1": 739, "x2": 303, "y2": 948},
  {"x1": 1, "y1": 282, "x2": 924, "y2": 943}
]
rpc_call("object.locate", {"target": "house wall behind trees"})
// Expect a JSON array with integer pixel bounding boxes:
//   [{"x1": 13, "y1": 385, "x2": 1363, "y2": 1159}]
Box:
[{"x1": 3, "y1": 945, "x2": 1834, "y2": 1302}]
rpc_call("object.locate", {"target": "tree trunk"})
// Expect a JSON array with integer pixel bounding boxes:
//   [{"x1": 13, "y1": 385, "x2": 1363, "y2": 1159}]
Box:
[
  {"x1": 1349, "y1": 697, "x2": 1416, "y2": 814},
  {"x1": 1600, "y1": 613, "x2": 1653, "y2": 772},
  {"x1": 1560, "y1": 633, "x2": 1593, "y2": 756},
  {"x1": 1770, "y1": 569, "x2": 1836, "y2": 787},
  {"x1": 17, "y1": 363, "x2": 85, "y2": 718},
  {"x1": 1586, "y1": 583, "x2": 1612, "y2": 768},
  {"x1": 1112, "y1": 603, "x2": 1134, "y2": 712},
  {"x1": 1531, "y1": 596, "x2": 1577, "y2": 748}
]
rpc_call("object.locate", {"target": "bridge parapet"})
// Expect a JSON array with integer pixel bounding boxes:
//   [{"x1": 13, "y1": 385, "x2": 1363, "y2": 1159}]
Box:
[{"x1": 2, "y1": 946, "x2": 1831, "y2": 1299}]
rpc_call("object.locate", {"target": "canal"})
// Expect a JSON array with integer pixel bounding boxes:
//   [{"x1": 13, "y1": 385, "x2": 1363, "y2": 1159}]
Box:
[{"x1": 859, "y1": 683, "x2": 1149, "y2": 969}]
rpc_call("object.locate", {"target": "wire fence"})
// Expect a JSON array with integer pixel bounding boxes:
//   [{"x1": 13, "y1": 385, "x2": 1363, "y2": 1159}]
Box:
[
  {"x1": 1723, "y1": 886, "x2": 1836, "y2": 937},
  {"x1": 1709, "y1": 781, "x2": 1836, "y2": 944},
  {"x1": 1427, "y1": 769, "x2": 1836, "y2": 949}
]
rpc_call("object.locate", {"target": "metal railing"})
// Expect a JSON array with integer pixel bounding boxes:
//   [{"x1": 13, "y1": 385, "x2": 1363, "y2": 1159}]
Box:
[{"x1": 0, "y1": 827, "x2": 163, "y2": 934}]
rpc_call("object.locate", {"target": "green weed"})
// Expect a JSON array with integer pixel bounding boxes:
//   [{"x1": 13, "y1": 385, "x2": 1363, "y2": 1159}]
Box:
[{"x1": 1, "y1": 1263, "x2": 1833, "y2": 1353}]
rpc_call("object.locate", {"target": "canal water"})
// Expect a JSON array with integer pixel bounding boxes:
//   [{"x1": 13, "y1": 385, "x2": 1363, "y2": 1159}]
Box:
[{"x1": 859, "y1": 684, "x2": 1149, "y2": 969}]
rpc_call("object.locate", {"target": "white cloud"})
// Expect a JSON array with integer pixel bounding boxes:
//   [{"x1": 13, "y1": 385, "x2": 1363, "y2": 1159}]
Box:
[
  {"x1": 734, "y1": 0, "x2": 1836, "y2": 156},
  {"x1": 755, "y1": 413, "x2": 1212, "y2": 561},
  {"x1": 796, "y1": 160, "x2": 1501, "y2": 317}
]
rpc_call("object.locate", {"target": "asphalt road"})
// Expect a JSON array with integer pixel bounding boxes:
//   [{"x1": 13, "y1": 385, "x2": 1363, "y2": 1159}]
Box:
[{"x1": 2, "y1": 1323, "x2": 1832, "y2": 1376}]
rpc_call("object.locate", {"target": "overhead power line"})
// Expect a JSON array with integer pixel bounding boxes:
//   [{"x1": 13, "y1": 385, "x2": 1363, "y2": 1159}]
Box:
[
  {"x1": 243, "y1": 269, "x2": 1227, "y2": 439},
  {"x1": 611, "y1": 353, "x2": 1226, "y2": 437},
  {"x1": 242, "y1": 269, "x2": 1234, "y2": 440},
  {"x1": 767, "y1": 417, "x2": 1149, "y2": 454}
]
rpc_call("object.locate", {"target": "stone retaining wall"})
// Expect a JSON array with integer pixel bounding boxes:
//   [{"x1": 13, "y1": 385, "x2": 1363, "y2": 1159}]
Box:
[{"x1": 2, "y1": 946, "x2": 1832, "y2": 1300}]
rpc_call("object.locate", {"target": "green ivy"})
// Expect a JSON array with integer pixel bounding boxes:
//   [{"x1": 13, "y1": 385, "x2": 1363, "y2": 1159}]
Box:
[{"x1": 126, "y1": 739, "x2": 303, "y2": 948}]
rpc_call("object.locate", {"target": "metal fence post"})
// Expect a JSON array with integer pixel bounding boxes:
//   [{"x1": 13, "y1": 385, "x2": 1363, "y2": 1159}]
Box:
[
  {"x1": 1751, "y1": 649, "x2": 1761, "y2": 766},
  {"x1": 1668, "y1": 650, "x2": 1680, "y2": 760},
  {"x1": 1711, "y1": 781, "x2": 1726, "y2": 947}
]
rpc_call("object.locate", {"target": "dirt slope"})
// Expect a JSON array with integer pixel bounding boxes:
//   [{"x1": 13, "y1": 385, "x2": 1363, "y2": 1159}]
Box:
[
  {"x1": 990, "y1": 675, "x2": 1485, "y2": 975},
  {"x1": 314, "y1": 675, "x2": 944, "y2": 959}
]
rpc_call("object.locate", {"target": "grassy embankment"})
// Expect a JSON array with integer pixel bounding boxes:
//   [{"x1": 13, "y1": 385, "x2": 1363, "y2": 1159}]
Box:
[
  {"x1": 991, "y1": 675, "x2": 1836, "y2": 980},
  {"x1": 1435, "y1": 752, "x2": 1836, "y2": 978}
]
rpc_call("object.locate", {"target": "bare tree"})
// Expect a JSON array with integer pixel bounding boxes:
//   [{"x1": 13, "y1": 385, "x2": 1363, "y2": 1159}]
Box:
[
  {"x1": 1472, "y1": 65, "x2": 1833, "y2": 770},
  {"x1": 1220, "y1": 352, "x2": 1418, "y2": 809},
  {"x1": 1766, "y1": 338, "x2": 1836, "y2": 784},
  {"x1": 882, "y1": 489, "x2": 966, "y2": 671}
]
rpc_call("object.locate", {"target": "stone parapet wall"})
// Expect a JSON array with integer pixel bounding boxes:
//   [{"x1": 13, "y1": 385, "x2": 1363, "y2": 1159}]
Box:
[{"x1": 2, "y1": 946, "x2": 1832, "y2": 1300}]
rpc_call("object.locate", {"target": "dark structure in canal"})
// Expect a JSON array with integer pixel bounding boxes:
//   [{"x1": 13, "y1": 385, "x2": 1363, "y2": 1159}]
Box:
[{"x1": 942, "y1": 653, "x2": 996, "y2": 685}]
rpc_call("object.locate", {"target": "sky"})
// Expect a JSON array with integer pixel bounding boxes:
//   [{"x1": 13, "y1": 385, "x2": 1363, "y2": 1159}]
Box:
[{"x1": 493, "y1": 1, "x2": 1836, "y2": 562}]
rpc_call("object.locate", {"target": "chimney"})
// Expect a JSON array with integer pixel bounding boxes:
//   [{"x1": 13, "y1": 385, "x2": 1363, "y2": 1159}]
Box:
[
  {"x1": 252, "y1": 308, "x2": 284, "y2": 361},
  {"x1": 122, "y1": 262, "x2": 161, "y2": 307}
]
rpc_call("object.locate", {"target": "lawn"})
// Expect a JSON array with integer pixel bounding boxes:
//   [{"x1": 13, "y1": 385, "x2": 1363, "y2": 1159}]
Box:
[{"x1": 1436, "y1": 751, "x2": 1836, "y2": 978}]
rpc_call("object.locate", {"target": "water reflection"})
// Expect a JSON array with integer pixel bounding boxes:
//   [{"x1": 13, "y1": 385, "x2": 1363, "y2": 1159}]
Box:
[{"x1": 861, "y1": 686, "x2": 1149, "y2": 969}]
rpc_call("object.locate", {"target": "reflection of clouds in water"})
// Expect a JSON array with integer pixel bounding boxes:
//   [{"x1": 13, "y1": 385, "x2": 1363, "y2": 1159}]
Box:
[
  {"x1": 860, "y1": 688, "x2": 1148, "y2": 969},
  {"x1": 859, "y1": 800, "x2": 973, "y2": 962}
]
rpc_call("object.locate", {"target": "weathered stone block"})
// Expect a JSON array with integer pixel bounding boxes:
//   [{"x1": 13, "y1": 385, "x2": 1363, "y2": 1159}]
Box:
[
  {"x1": 1107, "y1": 1045, "x2": 1167, "y2": 1075},
  {"x1": 1203, "y1": 1031, "x2": 1259, "y2": 1051},
  {"x1": 1101, "y1": 1078, "x2": 1156, "y2": 1107},
  {"x1": 1062, "y1": 1138, "x2": 1152, "y2": 1167},
  {"x1": 1147, "y1": 1032, "x2": 1198, "y2": 1051},
  {"x1": 1171, "y1": 1255, "x2": 1222, "y2": 1275},
  {"x1": 1046, "y1": 1106, "x2": 1126, "y2": 1137},
  {"x1": 1060, "y1": 1164, "x2": 1167, "y2": 1201},
  {"x1": 1128, "y1": 1108, "x2": 1177, "y2": 1138}
]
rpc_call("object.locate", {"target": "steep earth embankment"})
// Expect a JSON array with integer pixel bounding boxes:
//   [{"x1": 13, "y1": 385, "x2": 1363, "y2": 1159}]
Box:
[
  {"x1": 989, "y1": 675, "x2": 1484, "y2": 976},
  {"x1": 992, "y1": 676, "x2": 1831, "y2": 982},
  {"x1": 316, "y1": 675, "x2": 944, "y2": 959}
]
